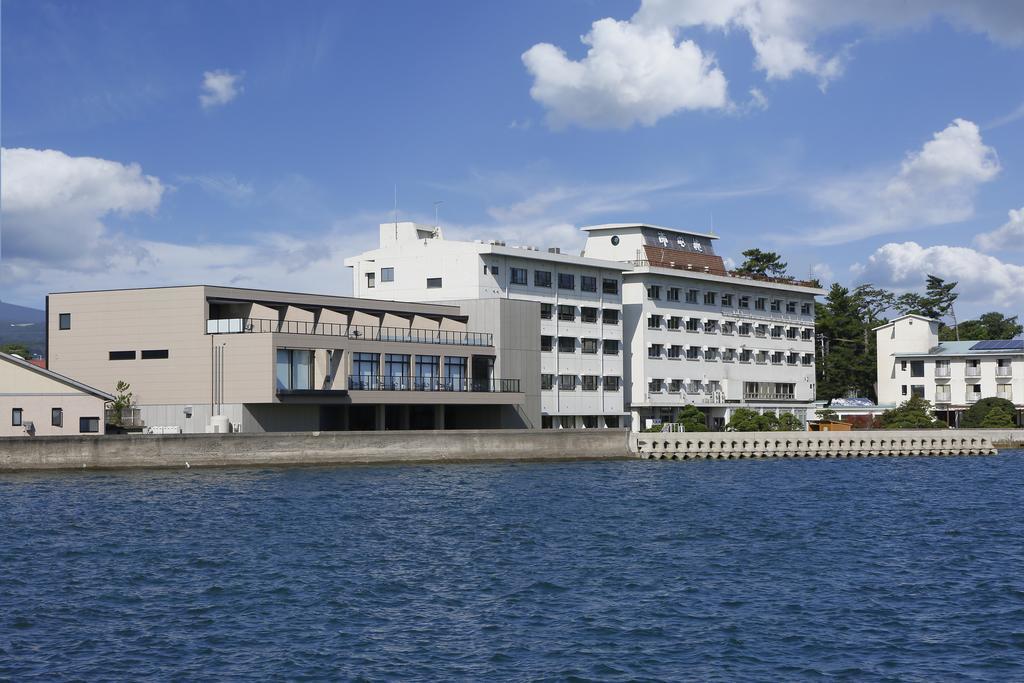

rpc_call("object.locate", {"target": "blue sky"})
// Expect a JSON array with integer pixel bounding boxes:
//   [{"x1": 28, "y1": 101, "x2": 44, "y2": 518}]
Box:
[{"x1": 2, "y1": 0, "x2": 1023, "y2": 319}]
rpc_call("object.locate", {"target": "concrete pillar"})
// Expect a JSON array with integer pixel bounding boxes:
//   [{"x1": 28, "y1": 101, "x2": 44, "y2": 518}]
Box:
[
  {"x1": 374, "y1": 404, "x2": 385, "y2": 431},
  {"x1": 434, "y1": 404, "x2": 445, "y2": 430}
]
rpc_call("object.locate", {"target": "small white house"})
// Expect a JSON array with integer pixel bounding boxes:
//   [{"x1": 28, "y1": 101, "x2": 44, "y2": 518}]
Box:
[{"x1": 0, "y1": 352, "x2": 114, "y2": 437}]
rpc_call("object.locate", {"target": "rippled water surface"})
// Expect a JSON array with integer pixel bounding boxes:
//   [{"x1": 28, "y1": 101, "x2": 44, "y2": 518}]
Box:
[{"x1": 2, "y1": 452, "x2": 1024, "y2": 680}]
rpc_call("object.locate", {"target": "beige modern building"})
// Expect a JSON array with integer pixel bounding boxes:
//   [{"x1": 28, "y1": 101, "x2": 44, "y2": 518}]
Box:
[
  {"x1": 46, "y1": 286, "x2": 535, "y2": 433},
  {"x1": 1, "y1": 351, "x2": 114, "y2": 437}
]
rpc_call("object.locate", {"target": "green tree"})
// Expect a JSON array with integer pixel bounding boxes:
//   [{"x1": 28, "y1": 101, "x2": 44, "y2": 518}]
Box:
[
  {"x1": 734, "y1": 249, "x2": 788, "y2": 278},
  {"x1": 816, "y1": 283, "x2": 876, "y2": 401},
  {"x1": 941, "y1": 312, "x2": 1023, "y2": 342},
  {"x1": 980, "y1": 406, "x2": 1016, "y2": 428},
  {"x1": 879, "y1": 396, "x2": 941, "y2": 429},
  {"x1": 777, "y1": 413, "x2": 803, "y2": 431},
  {"x1": 727, "y1": 408, "x2": 764, "y2": 431},
  {"x1": 675, "y1": 405, "x2": 708, "y2": 432},
  {"x1": 962, "y1": 397, "x2": 1017, "y2": 428},
  {"x1": 815, "y1": 408, "x2": 839, "y2": 422},
  {"x1": 895, "y1": 275, "x2": 960, "y2": 338},
  {"x1": 0, "y1": 343, "x2": 33, "y2": 358},
  {"x1": 108, "y1": 380, "x2": 133, "y2": 426}
]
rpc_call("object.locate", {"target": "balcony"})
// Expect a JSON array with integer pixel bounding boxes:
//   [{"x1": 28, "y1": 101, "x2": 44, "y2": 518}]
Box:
[
  {"x1": 934, "y1": 393, "x2": 952, "y2": 404},
  {"x1": 348, "y1": 375, "x2": 520, "y2": 393},
  {"x1": 996, "y1": 366, "x2": 1013, "y2": 377},
  {"x1": 744, "y1": 392, "x2": 796, "y2": 401},
  {"x1": 965, "y1": 393, "x2": 980, "y2": 403},
  {"x1": 935, "y1": 366, "x2": 951, "y2": 378},
  {"x1": 965, "y1": 367, "x2": 981, "y2": 378},
  {"x1": 207, "y1": 317, "x2": 492, "y2": 347}
]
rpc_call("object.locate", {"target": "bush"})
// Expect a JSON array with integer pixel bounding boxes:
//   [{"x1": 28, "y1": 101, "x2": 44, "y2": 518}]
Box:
[
  {"x1": 962, "y1": 397, "x2": 1016, "y2": 428},
  {"x1": 879, "y1": 395, "x2": 942, "y2": 429},
  {"x1": 727, "y1": 408, "x2": 795, "y2": 432},
  {"x1": 777, "y1": 413, "x2": 804, "y2": 431},
  {"x1": 980, "y1": 405, "x2": 1016, "y2": 428},
  {"x1": 675, "y1": 405, "x2": 708, "y2": 432}
]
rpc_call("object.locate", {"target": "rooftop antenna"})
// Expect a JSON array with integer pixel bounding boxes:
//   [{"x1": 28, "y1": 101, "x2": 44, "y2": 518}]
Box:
[
  {"x1": 709, "y1": 210, "x2": 715, "y2": 235},
  {"x1": 433, "y1": 200, "x2": 443, "y2": 229}
]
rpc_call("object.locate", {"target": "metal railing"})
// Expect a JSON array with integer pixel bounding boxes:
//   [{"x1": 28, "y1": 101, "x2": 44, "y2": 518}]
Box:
[
  {"x1": 744, "y1": 392, "x2": 796, "y2": 401},
  {"x1": 347, "y1": 375, "x2": 520, "y2": 393},
  {"x1": 207, "y1": 318, "x2": 492, "y2": 347},
  {"x1": 935, "y1": 366, "x2": 951, "y2": 377},
  {"x1": 935, "y1": 393, "x2": 952, "y2": 404},
  {"x1": 965, "y1": 367, "x2": 981, "y2": 377},
  {"x1": 966, "y1": 393, "x2": 980, "y2": 403},
  {"x1": 996, "y1": 366, "x2": 1012, "y2": 377}
]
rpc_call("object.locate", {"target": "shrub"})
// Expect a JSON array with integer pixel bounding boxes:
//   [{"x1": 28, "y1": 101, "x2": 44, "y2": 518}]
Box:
[
  {"x1": 980, "y1": 405, "x2": 1016, "y2": 428},
  {"x1": 675, "y1": 405, "x2": 708, "y2": 432},
  {"x1": 777, "y1": 413, "x2": 804, "y2": 431},
  {"x1": 879, "y1": 395, "x2": 942, "y2": 429},
  {"x1": 962, "y1": 397, "x2": 1016, "y2": 428}
]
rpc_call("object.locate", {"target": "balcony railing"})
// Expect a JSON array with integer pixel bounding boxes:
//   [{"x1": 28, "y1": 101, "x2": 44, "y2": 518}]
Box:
[
  {"x1": 207, "y1": 318, "x2": 492, "y2": 347},
  {"x1": 744, "y1": 392, "x2": 796, "y2": 401},
  {"x1": 935, "y1": 366, "x2": 951, "y2": 378},
  {"x1": 966, "y1": 393, "x2": 980, "y2": 403},
  {"x1": 965, "y1": 367, "x2": 981, "y2": 378},
  {"x1": 935, "y1": 393, "x2": 952, "y2": 404},
  {"x1": 348, "y1": 375, "x2": 520, "y2": 393},
  {"x1": 996, "y1": 366, "x2": 1013, "y2": 377}
]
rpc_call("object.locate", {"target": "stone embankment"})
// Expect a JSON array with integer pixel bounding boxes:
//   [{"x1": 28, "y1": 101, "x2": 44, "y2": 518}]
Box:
[{"x1": 633, "y1": 429, "x2": 1006, "y2": 460}]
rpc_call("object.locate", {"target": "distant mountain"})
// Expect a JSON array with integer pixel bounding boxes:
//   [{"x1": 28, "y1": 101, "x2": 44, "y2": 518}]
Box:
[{"x1": 0, "y1": 301, "x2": 46, "y2": 356}]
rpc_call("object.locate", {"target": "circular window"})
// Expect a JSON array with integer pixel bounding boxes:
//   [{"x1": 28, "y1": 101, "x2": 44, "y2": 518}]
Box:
[{"x1": 611, "y1": 235, "x2": 620, "y2": 246}]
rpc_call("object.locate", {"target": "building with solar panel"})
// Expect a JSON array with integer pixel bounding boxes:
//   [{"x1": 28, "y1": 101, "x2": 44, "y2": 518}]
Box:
[{"x1": 876, "y1": 314, "x2": 1023, "y2": 426}]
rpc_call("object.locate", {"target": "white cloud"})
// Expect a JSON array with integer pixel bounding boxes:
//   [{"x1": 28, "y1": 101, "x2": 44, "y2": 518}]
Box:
[
  {"x1": 521, "y1": 17, "x2": 728, "y2": 129},
  {"x1": 975, "y1": 207, "x2": 1024, "y2": 252},
  {"x1": 810, "y1": 262, "x2": 834, "y2": 282},
  {"x1": 1, "y1": 147, "x2": 164, "y2": 270},
  {"x1": 524, "y1": 1, "x2": 1024, "y2": 128},
  {"x1": 800, "y1": 118, "x2": 1000, "y2": 244},
  {"x1": 178, "y1": 173, "x2": 255, "y2": 201},
  {"x1": 854, "y1": 241, "x2": 1024, "y2": 310},
  {"x1": 199, "y1": 70, "x2": 243, "y2": 108}
]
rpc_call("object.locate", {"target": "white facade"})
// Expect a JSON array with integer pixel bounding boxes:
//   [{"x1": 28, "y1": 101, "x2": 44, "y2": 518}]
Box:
[
  {"x1": 876, "y1": 314, "x2": 1023, "y2": 420},
  {"x1": 346, "y1": 223, "x2": 629, "y2": 428},
  {"x1": 582, "y1": 224, "x2": 822, "y2": 430}
]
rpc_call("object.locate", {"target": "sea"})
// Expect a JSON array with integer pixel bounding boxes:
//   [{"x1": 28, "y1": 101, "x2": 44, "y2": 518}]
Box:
[{"x1": 2, "y1": 452, "x2": 1023, "y2": 681}]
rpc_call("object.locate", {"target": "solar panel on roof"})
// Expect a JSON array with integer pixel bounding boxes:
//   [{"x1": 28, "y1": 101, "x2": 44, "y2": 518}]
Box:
[{"x1": 969, "y1": 339, "x2": 1024, "y2": 351}]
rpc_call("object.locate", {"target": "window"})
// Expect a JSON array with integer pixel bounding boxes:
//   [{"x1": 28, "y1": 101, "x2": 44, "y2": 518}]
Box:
[
  {"x1": 558, "y1": 337, "x2": 575, "y2": 353},
  {"x1": 426, "y1": 277, "x2": 442, "y2": 289},
  {"x1": 558, "y1": 305, "x2": 575, "y2": 321},
  {"x1": 669, "y1": 380, "x2": 683, "y2": 393},
  {"x1": 910, "y1": 361, "x2": 925, "y2": 378},
  {"x1": 771, "y1": 352, "x2": 784, "y2": 365},
  {"x1": 704, "y1": 320, "x2": 716, "y2": 334},
  {"x1": 786, "y1": 327, "x2": 797, "y2": 340},
  {"x1": 380, "y1": 267, "x2": 394, "y2": 282},
  {"x1": 755, "y1": 324, "x2": 767, "y2": 337},
  {"x1": 647, "y1": 285, "x2": 661, "y2": 300},
  {"x1": 786, "y1": 301, "x2": 797, "y2": 314},
  {"x1": 901, "y1": 384, "x2": 908, "y2": 396},
  {"x1": 535, "y1": 270, "x2": 552, "y2": 288},
  {"x1": 558, "y1": 273, "x2": 575, "y2": 290},
  {"x1": 802, "y1": 328, "x2": 813, "y2": 341},
  {"x1": 738, "y1": 323, "x2": 751, "y2": 336},
  {"x1": 278, "y1": 349, "x2": 315, "y2": 390},
  {"x1": 787, "y1": 353, "x2": 799, "y2": 365},
  {"x1": 581, "y1": 338, "x2": 598, "y2": 354},
  {"x1": 445, "y1": 357, "x2": 467, "y2": 390},
  {"x1": 141, "y1": 349, "x2": 169, "y2": 360},
  {"x1": 602, "y1": 309, "x2": 619, "y2": 325},
  {"x1": 541, "y1": 374, "x2": 554, "y2": 390},
  {"x1": 705, "y1": 348, "x2": 719, "y2": 361},
  {"x1": 540, "y1": 335, "x2": 553, "y2": 352},
  {"x1": 667, "y1": 345, "x2": 681, "y2": 359},
  {"x1": 687, "y1": 346, "x2": 700, "y2": 360},
  {"x1": 366, "y1": 272, "x2": 376, "y2": 289},
  {"x1": 558, "y1": 374, "x2": 577, "y2": 390},
  {"x1": 771, "y1": 326, "x2": 783, "y2": 339},
  {"x1": 722, "y1": 321, "x2": 735, "y2": 335},
  {"x1": 581, "y1": 275, "x2": 597, "y2": 292},
  {"x1": 667, "y1": 287, "x2": 680, "y2": 302},
  {"x1": 739, "y1": 350, "x2": 752, "y2": 362},
  {"x1": 603, "y1": 339, "x2": 619, "y2": 355},
  {"x1": 704, "y1": 291, "x2": 716, "y2": 305},
  {"x1": 384, "y1": 354, "x2": 411, "y2": 390},
  {"x1": 721, "y1": 294, "x2": 733, "y2": 307},
  {"x1": 581, "y1": 307, "x2": 598, "y2": 323},
  {"x1": 12, "y1": 408, "x2": 23, "y2": 427},
  {"x1": 667, "y1": 316, "x2": 681, "y2": 330},
  {"x1": 415, "y1": 355, "x2": 440, "y2": 390},
  {"x1": 604, "y1": 376, "x2": 621, "y2": 391},
  {"x1": 540, "y1": 303, "x2": 553, "y2": 320},
  {"x1": 770, "y1": 299, "x2": 781, "y2": 312},
  {"x1": 648, "y1": 344, "x2": 663, "y2": 358},
  {"x1": 109, "y1": 351, "x2": 136, "y2": 360},
  {"x1": 686, "y1": 318, "x2": 699, "y2": 332},
  {"x1": 51, "y1": 407, "x2": 62, "y2": 427},
  {"x1": 582, "y1": 375, "x2": 599, "y2": 391},
  {"x1": 738, "y1": 296, "x2": 750, "y2": 309},
  {"x1": 686, "y1": 289, "x2": 699, "y2": 304},
  {"x1": 602, "y1": 278, "x2": 619, "y2": 295},
  {"x1": 911, "y1": 385, "x2": 925, "y2": 398},
  {"x1": 755, "y1": 298, "x2": 766, "y2": 311},
  {"x1": 801, "y1": 303, "x2": 812, "y2": 315},
  {"x1": 901, "y1": 360, "x2": 907, "y2": 371},
  {"x1": 59, "y1": 313, "x2": 71, "y2": 330},
  {"x1": 510, "y1": 267, "x2": 528, "y2": 285},
  {"x1": 491, "y1": 266, "x2": 499, "y2": 276},
  {"x1": 79, "y1": 417, "x2": 100, "y2": 433},
  {"x1": 648, "y1": 315, "x2": 662, "y2": 329},
  {"x1": 723, "y1": 349, "x2": 736, "y2": 362},
  {"x1": 648, "y1": 379, "x2": 663, "y2": 393},
  {"x1": 802, "y1": 354, "x2": 814, "y2": 366}
]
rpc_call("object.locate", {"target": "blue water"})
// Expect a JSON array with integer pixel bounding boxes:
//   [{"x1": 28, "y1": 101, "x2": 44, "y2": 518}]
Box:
[{"x1": 2, "y1": 453, "x2": 1024, "y2": 681}]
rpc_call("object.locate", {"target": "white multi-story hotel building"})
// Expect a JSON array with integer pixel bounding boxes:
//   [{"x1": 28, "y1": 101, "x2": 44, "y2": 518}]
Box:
[
  {"x1": 876, "y1": 314, "x2": 1023, "y2": 424},
  {"x1": 581, "y1": 224, "x2": 823, "y2": 430},
  {"x1": 346, "y1": 223, "x2": 629, "y2": 428},
  {"x1": 348, "y1": 221, "x2": 823, "y2": 430}
]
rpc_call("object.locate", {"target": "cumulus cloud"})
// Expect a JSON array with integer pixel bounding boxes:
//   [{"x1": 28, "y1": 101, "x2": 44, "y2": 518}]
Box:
[
  {"x1": 810, "y1": 262, "x2": 834, "y2": 283},
  {"x1": 524, "y1": 1, "x2": 1024, "y2": 128},
  {"x1": 522, "y1": 18, "x2": 728, "y2": 129},
  {"x1": 854, "y1": 241, "x2": 1024, "y2": 310},
  {"x1": 800, "y1": 119, "x2": 1000, "y2": 245},
  {"x1": 199, "y1": 70, "x2": 243, "y2": 108},
  {"x1": 975, "y1": 207, "x2": 1024, "y2": 252},
  {"x1": 1, "y1": 147, "x2": 164, "y2": 271}
]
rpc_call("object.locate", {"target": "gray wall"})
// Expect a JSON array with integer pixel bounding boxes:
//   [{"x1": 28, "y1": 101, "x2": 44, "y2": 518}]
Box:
[
  {"x1": 139, "y1": 403, "x2": 245, "y2": 433},
  {"x1": 0, "y1": 429, "x2": 630, "y2": 471},
  {"x1": 443, "y1": 298, "x2": 541, "y2": 428}
]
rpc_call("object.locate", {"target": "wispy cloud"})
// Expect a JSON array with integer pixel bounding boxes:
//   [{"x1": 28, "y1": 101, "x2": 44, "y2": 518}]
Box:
[
  {"x1": 177, "y1": 173, "x2": 255, "y2": 202},
  {"x1": 199, "y1": 69, "x2": 244, "y2": 108}
]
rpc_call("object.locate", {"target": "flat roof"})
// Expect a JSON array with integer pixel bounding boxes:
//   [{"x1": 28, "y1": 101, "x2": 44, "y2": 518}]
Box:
[
  {"x1": 1, "y1": 352, "x2": 115, "y2": 401},
  {"x1": 892, "y1": 341, "x2": 1024, "y2": 358},
  {"x1": 486, "y1": 244, "x2": 630, "y2": 270},
  {"x1": 580, "y1": 223, "x2": 719, "y2": 240},
  {"x1": 626, "y1": 264, "x2": 826, "y2": 295}
]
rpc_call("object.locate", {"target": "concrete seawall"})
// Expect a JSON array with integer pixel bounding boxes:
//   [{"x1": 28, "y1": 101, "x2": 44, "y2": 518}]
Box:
[
  {"x1": 632, "y1": 429, "x2": 1015, "y2": 460},
  {"x1": 0, "y1": 429, "x2": 632, "y2": 472}
]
